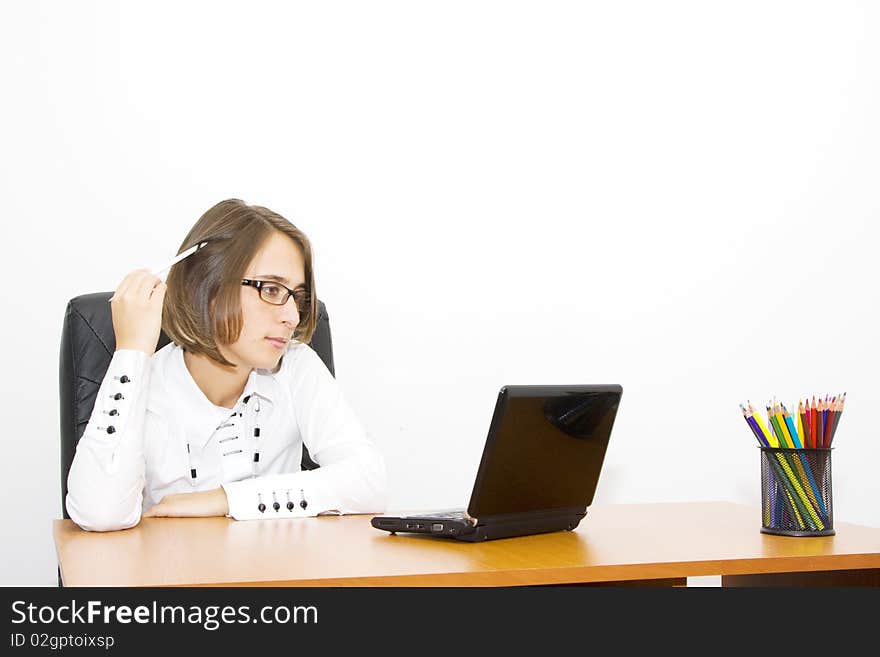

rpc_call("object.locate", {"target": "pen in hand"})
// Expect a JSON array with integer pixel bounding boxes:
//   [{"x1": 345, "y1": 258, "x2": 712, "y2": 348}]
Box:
[
  {"x1": 109, "y1": 241, "x2": 207, "y2": 355},
  {"x1": 151, "y1": 241, "x2": 208, "y2": 278}
]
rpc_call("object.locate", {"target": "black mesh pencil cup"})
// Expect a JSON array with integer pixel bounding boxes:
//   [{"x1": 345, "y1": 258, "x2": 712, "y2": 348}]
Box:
[
  {"x1": 761, "y1": 447, "x2": 834, "y2": 536},
  {"x1": 760, "y1": 447, "x2": 834, "y2": 536}
]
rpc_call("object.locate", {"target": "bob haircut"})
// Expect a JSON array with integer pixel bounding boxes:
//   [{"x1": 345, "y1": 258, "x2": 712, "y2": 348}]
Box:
[{"x1": 162, "y1": 199, "x2": 317, "y2": 367}]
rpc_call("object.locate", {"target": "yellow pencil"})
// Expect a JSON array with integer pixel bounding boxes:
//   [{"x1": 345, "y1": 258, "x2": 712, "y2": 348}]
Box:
[
  {"x1": 763, "y1": 401, "x2": 823, "y2": 529},
  {"x1": 769, "y1": 401, "x2": 794, "y2": 447},
  {"x1": 790, "y1": 408, "x2": 823, "y2": 519},
  {"x1": 780, "y1": 484, "x2": 806, "y2": 529},
  {"x1": 776, "y1": 453, "x2": 822, "y2": 530},
  {"x1": 796, "y1": 411, "x2": 804, "y2": 450},
  {"x1": 774, "y1": 402, "x2": 794, "y2": 448}
]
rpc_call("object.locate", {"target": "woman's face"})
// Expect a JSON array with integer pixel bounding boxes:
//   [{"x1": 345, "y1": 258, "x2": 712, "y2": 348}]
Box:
[{"x1": 218, "y1": 231, "x2": 307, "y2": 371}]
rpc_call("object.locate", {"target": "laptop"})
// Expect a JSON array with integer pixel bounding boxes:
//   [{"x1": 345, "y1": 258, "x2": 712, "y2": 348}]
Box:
[{"x1": 371, "y1": 384, "x2": 623, "y2": 542}]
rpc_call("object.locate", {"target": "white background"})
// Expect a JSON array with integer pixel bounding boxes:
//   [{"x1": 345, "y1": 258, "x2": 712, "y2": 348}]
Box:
[{"x1": 1, "y1": 1, "x2": 877, "y2": 585}]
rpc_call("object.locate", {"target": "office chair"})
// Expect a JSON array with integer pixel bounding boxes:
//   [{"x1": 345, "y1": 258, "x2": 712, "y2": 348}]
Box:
[{"x1": 58, "y1": 292, "x2": 333, "y2": 521}]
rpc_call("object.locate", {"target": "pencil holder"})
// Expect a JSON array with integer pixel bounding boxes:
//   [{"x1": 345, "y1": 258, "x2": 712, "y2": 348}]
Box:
[{"x1": 759, "y1": 447, "x2": 834, "y2": 536}]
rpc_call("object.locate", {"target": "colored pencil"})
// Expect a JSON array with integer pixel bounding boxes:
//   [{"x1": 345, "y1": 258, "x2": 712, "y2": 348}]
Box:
[
  {"x1": 822, "y1": 396, "x2": 828, "y2": 448},
  {"x1": 796, "y1": 410, "x2": 805, "y2": 451},
  {"x1": 741, "y1": 405, "x2": 809, "y2": 528},
  {"x1": 825, "y1": 396, "x2": 838, "y2": 442},
  {"x1": 749, "y1": 402, "x2": 776, "y2": 447},
  {"x1": 772, "y1": 402, "x2": 794, "y2": 448},
  {"x1": 810, "y1": 396, "x2": 818, "y2": 449},
  {"x1": 829, "y1": 392, "x2": 845, "y2": 446},
  {"x1": 768, "y1": 405, "x2": 787, "y2": 448},
  {"x1": 799, "y1": 399, "x2": 811, "y2": 449},
  {"x1": 766, "y1": 404, "x2": 821, "y2": 528},
  {"x1": 782, "y1": 403, "x2": 826, "y2": 520},
  {"x1": 743, "y1": 406, "x2": 774, "y2": 526},
  {"x1": 741, "y1": 405, "x2": 768, "y2": 447},
  {"x1": 782, "y1": 404, "x2": 802, "y2": 449}
]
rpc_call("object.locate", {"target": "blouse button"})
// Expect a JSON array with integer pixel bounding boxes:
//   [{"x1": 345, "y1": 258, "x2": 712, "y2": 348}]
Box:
[
  {"x1": 113, "y1": 393, "x2": 123, "y2": 401},
  {"x1": 120, "y1": 375, "x2": 130, "y2": 383},
  {"x1": 106, "y1": 426, "x2": 116, "y2": 434},
  {"x1": 109, "y1": 409, "x2": 118, "y2": 416},
  {"x1": 273, "y1": 502, "x2": 280, "y2": 512},
  {"x1": 287, "y1": 502, "x2": 294, "y2": 511},
  {"x1": 258, "y1": 503, "x2": 266, "y2": 513}
]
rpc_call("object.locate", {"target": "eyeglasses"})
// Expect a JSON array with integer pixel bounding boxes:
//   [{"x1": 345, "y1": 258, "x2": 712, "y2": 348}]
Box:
[{"x1": 241, "y1": 279, "x2": 310, "y2": 314}]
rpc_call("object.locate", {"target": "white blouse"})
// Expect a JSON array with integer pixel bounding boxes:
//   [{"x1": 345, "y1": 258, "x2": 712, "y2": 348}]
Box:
[{"x1": 66, "y1": 341, "x2": 387, "y2": 532}]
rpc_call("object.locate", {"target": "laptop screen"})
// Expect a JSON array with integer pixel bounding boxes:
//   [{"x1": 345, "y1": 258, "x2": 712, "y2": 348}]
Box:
[{"x1": 467, "y1": 385, "x2": 622, "y2": 519}]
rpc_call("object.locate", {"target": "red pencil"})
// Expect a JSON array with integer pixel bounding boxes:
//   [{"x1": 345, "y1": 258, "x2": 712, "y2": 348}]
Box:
[
  {"x1": 810, "y1": 396, "x2": 818, "y2": 448},
  {"x1": 805, "y1": 397, "x2": 810, "y2": 445},
  {"x1": 799, "y1": 399, "x2": 811, "y2": 448},
  {"x1": 807, "y1": 398, "x2": 815, "y2": 448}
]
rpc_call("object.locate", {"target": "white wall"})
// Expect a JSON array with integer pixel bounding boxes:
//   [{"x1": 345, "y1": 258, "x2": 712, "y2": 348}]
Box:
[{"x1": 1, "y1": 1, "x2": 877, "y2": 585}]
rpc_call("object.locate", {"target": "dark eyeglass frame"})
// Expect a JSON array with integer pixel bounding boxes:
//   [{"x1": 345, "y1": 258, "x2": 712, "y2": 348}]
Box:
[{"x1": 241, "y1": 279, "x2": 310, "y2": 312}]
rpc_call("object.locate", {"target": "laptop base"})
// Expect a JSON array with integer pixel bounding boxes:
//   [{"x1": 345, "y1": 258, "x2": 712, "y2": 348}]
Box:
[{"x1": 371, "y1": 511, "x2": 587, "y2": 542}]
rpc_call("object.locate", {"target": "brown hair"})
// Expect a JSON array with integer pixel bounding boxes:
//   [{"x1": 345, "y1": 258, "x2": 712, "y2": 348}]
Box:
[{"x1": 162, "y1": 199, "x2": 317, "y2": 366}]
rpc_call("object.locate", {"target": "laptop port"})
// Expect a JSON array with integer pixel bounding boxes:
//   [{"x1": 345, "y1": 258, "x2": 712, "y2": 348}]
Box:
[
  {"x1": 405, "y1": 523, "x2": 424, "y2": 530},
  {"x1": 431, "y1": 524, "x2": 444, "y2": 532}
]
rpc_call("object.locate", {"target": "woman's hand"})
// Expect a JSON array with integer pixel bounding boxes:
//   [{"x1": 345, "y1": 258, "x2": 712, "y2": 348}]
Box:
[
  {"x1": 110, "y1": 268, "x2": 167, "y2": 356},
  {"x1": 143, "y1": 488, "x2": 229, "y2": 518}
]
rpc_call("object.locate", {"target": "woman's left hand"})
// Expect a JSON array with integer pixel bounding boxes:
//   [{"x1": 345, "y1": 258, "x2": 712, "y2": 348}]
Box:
[{"x1": 143, "y1": 488, "x2": 229, "y2": 518}]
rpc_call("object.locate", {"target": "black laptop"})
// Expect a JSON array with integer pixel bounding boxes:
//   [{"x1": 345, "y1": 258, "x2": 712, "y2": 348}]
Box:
[{"x1": 371, "y1": 384, "x2": 623, "y2": 542}]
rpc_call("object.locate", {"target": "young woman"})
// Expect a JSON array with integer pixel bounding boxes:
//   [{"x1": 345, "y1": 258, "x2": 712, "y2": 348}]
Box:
[{"x1": 66, "y1": 199, "x2": 387, "y2": 532}]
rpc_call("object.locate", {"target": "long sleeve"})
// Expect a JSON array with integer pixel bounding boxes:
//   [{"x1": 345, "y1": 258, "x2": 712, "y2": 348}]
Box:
[
  {"x1": 222, "y1": 345, "x2": 387, "y2": 520},
  {"x1": 65, "y1": 349, "x2": 152, "y2": 532}
]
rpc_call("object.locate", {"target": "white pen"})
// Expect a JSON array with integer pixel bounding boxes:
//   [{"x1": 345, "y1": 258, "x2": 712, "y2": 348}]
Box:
[{"x1": 151, "y1": 241, "x2": 208, "y2": 277}]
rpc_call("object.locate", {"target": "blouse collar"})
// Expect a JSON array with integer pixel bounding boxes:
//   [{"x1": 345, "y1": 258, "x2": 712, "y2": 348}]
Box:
[{"x1": 147, "y1": 343, "x2": 281, "y2": 448}]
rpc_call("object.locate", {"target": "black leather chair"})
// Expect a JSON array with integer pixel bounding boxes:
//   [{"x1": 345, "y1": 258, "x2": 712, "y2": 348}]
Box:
[{"x1": 58, "y1": 292, "x2": 332, "y2": 520}]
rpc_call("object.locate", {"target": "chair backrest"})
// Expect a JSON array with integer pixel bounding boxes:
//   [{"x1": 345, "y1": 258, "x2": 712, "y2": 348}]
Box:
[{"x1": 58, "y1": 292, "x2": 333, "y2": 519}]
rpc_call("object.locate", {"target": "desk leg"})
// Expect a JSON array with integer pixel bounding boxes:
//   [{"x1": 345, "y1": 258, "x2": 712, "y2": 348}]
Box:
[{"x1": 722, "y1": 569, "x2": 880, "y2": 587}]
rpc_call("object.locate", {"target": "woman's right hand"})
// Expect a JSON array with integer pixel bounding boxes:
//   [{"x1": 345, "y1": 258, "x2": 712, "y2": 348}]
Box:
[{"x1": 110, "y1": 269, "x2": 167, "y2": 356}]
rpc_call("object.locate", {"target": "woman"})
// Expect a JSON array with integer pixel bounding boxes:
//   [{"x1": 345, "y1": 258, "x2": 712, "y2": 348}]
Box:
[{"x1": 66, "y1": 199, "x2": 387, "y2": 532}]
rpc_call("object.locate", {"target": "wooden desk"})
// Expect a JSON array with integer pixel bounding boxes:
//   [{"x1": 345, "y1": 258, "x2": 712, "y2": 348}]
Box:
[{"x1": 53, "y1": 501, "x2": 880, "y2": 587}]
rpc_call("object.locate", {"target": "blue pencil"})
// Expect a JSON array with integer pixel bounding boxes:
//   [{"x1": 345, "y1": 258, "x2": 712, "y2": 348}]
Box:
[{"x1": 782, "y1": 403, "x2": 829, "y2": 520}]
